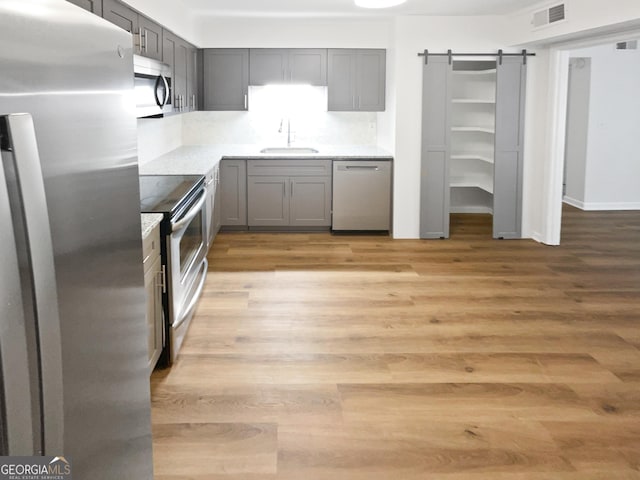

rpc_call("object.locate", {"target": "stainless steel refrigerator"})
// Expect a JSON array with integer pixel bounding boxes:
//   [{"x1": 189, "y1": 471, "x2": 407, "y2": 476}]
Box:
[{"x1": 0, "y1": 1, "x2": 154, "y2": 478}]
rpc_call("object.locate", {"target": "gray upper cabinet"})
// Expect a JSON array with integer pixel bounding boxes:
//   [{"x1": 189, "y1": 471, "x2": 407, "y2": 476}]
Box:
[
  {"x1": 66, "y1": 0, "x2": 102, "y2": 15},
  {"x1": 187, "y1": 46, "x2": 198, "y2": 111},
  {"x1": 249, "y1": 49, "x2": 327, "y2": 86},
  {"x1": 290, "y1": 50, "x2": 327, "y2": 85},
  {"x1": 162, "y1": 33, "x2": 178, "y2": 109},
  {"x1": 203, "y1": 49, "x2": 249, "y2": 111},
  {"x1": 138, "y1": 15, "x2": 163, "y2": 61},
  {"x1": 328, "y1": 49, "x2": 386, "y2": 112},
  {"x1": 103, "y1": 0, "x2": 137, "y2": 32},
  {"x1": 163, "y1": 32, "x2": 198, "y2": 112},
  {"x1": 103, "y1": 0, "x2": 162, "y2": 60},
  {"x1": 250, "y1": 50, "x2": 288, "y2": 85}
]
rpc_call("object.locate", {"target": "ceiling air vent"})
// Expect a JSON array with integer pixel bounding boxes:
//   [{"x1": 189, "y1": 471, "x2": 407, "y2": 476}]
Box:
[{"x1": 532, "y1": 3, "x2": 566, "y2": 30}]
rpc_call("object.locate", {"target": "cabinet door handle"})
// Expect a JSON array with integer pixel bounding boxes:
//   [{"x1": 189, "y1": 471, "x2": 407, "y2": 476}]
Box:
[
  {"x1": 157, "y1": 265, "x2": 167, "y2": 293},
  {"x1": 137, "y1": 29, "x2": 143, "y2": 54},
  {"x1": 290, "y1": 180, "x2": 294, "y2": 197},
  {"x1": 244, "y1": 94, "x2": 248, "y2": 110},
  {"x1": 142, "y1": 29, "x2": 148, "y2": 53}
]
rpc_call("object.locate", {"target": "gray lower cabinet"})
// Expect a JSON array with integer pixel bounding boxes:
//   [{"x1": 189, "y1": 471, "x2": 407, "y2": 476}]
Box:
[
  {"x1": 247, "y1": 160, "x2": 332, "y2": 228},
  {"x1": 289, "y1": 176, "x2": 332, "y2": 227},
  {"x1": 249, "y1": 49, "x2": 327, "y2": 86},
  {"x1": 102, "y1": 0, "x2": 162, "y2": 60},
  {"x1": 328, "y1": 49, "x2": 386, "y2": 112},
  {"x1": 203, "y1": 49, "x2": 249, "y2": 111},
  {"x1": 66, "y1": 0, "x2": 102, "y2": 14},
  {"x1": 142, "y1": 222, "x2": 163, "y2": 375},
  {"x1": 220, "y1": 159, "x2": 248, "y2": 227},
  {"x1": 248, "y1": 176, "x2": 290, "y2": 226}
]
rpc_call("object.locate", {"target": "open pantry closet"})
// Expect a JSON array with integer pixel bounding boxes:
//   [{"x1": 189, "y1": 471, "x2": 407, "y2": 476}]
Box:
[{"x1": 419, "y1": 50, "x2": 530, "y2": 239}]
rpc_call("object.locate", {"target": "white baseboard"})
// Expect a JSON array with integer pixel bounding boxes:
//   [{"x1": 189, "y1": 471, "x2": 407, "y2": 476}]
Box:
[
  {"x1": 563, "y1": 197, "x2": 640, "y2": 211},
  {"x1": 562, "y1": 196, "x2": 585, "y2": 209}
]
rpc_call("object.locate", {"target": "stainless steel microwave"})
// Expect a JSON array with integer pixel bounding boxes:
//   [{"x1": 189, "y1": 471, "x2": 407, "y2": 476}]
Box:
[{"x1": 134, "y1": 55, "x2": 172, "y2": 118}]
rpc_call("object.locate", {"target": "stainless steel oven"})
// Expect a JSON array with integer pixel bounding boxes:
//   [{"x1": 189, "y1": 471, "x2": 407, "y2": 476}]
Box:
[
  {"x1": 166, "y1": 185, "x2": 207, "y2": 363},
  {"x1": 140, "y1": 175, "x2": 208, "y2": 366}
]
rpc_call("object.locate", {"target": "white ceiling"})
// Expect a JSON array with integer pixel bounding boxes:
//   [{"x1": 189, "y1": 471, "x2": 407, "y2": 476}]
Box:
[{"x1": 181, "y1": 0, "x2": 539, "y2": 18}]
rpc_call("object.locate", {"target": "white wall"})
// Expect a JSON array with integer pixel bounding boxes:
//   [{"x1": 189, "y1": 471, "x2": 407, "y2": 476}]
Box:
[
  {"x1": 137, "y1": 116, "x2": 182, "y2": 165},
  {"x1": 507, "y1": 0, "x2": 640, "y2": 243},
  {"x1": 563, "y1": 58, "x2": 591, "y2": 207},
  {"x1": 390, "y1": 15, "x2": 510, "y2": 238},
  {"x1": 565, "y1": 43, "x2": 640, "y2": 209},
  {"x1": 506, "y1": 0, "x2": 640, "y2": 46},
  {"x1": 182, "y1": 111, "x2": 378, "y2": 146},
  {"x1": 193, "y1": 17, "x2": 391, "y2": 48},
  {"x1": 122, "y1": 0, "x2": 198, "y2": 44}
]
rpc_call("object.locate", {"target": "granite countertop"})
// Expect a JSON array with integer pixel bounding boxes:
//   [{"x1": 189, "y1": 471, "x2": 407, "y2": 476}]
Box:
[
  {"x1": 138, "y1": 144, "x2": 394, "y2": 176},
  {"x1": 141, "y1": 213, "x2": 163, "y2": 240}
]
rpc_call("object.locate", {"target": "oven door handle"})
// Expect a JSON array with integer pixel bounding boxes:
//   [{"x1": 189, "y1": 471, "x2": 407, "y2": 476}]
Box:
[
  {"x1": 173, "y1": 258, "x2": 208, "y2": 330},
  {"x1": 171, "y1": 188, "x2": 206, "y2": 233}
]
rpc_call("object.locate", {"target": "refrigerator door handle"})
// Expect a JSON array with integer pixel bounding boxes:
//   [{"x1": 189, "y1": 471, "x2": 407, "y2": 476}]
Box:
[
  {"x1": 1, "y1": 114, "x2": 64, "y2": 455},
  {"x1": 0, "y1": 119, "x2": 37, "y2": 455}
]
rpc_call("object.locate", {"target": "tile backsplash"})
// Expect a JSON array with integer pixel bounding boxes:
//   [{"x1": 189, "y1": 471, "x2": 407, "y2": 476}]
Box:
[
  {"x1": 137, "y1": 93, "x2": 379, "y2": 164},
  {"x1": 182, "y1": 111, "x2": 378, "y2": 146}
]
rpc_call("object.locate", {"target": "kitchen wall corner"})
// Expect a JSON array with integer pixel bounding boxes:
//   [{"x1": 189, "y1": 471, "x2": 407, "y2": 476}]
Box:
[{"x1": 137, "y1": 115, "x2": 183, "y2": 165}]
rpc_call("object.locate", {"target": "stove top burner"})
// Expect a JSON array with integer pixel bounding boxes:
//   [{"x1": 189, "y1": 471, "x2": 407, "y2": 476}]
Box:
[{"x1": 139, "y1": 174, "x2": 204, "y2": 217}]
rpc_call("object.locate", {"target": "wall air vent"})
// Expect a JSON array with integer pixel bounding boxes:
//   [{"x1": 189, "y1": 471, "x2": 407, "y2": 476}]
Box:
[
  {"x1": 616, "y1": 40, "x2": 638, "y2": 50},
  {"x1": 531, "y1": 3, "x2": 566, "y2": 30}
]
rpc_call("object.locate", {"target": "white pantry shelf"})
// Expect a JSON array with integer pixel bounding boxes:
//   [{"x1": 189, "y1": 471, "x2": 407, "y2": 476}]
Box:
[
  {"x1": 451, "y1": 154, "x2": 494, "y2": 164},
  {"x1": 452, "y1": 69, "x2": 497, "y2": 76},
  {"x1": 452, "y1": 98, "x2": 496, "y2": 104},
  {"x1": 452, "y1": 126, "x2": 496, "y2": 134},
  {"x1": 450, "y1": 176, "x2": 494, "y2": 195}
]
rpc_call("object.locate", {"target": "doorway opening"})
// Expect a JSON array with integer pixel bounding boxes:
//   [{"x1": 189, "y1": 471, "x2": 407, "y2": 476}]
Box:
[{"x1": 539, "y1": 29, "x2": 640, "y2": 245}]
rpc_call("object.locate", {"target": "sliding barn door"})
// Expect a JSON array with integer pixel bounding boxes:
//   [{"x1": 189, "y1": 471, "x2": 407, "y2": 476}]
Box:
[
  {"x1": 494, "y1": 57, "x2": 527, "y2": 239},
  {"x1": 420, "y1": 56, "x2": 451, "y2": 239}
]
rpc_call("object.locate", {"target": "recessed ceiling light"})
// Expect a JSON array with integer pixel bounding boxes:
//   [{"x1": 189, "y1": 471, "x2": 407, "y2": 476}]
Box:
[{"x1": 355, "y1": 0, "x2": 407, "y2": 9}]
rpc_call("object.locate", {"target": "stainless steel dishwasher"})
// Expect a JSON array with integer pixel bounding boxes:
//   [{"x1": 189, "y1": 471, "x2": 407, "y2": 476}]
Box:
[{"x1": 332, "y1": 160, "x2": 392, "y2": 232}]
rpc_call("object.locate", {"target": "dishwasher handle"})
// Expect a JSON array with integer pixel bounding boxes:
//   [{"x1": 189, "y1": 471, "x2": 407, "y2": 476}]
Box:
[{"x1": 338, "y1": 165, "x2": 380, "y2": 171}]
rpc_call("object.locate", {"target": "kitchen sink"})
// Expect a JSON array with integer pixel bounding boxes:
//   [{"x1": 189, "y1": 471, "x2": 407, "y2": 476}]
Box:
[{"x1": 260, "y1": 147, "x2": 319, "y2": 154}]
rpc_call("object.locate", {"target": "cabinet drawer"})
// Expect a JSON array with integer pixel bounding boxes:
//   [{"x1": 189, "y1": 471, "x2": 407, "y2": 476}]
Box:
[
  {"x1": 247, "y1": 159, "x2": 332, "y2": 177},
  {"x1": 142, "y1": 225, "x2": 161, "y2": 273}
]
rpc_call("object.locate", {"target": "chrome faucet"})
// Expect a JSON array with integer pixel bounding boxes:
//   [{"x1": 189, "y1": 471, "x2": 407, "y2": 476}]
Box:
[{"x1": 278, "y1": 117, "x2": 292, "y2": 147}]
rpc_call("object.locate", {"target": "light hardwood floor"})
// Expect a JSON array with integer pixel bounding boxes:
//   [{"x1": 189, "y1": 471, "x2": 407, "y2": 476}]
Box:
[{"x1": 151, "y1": 206, "x2": 640, "y2": 479}]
